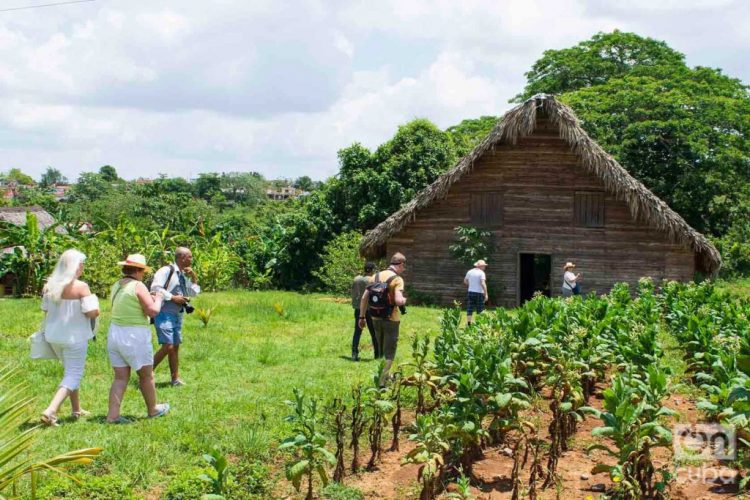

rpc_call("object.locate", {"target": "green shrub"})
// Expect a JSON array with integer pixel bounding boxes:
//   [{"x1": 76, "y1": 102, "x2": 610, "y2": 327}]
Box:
[
  {"x1": 34, "y1": 473, "x2": 135, "y2": 499},
  {"x1": 77, "y1": 237, "x2": 121, "y2": 297},
  {"x1": 322, "y1": 482, "x2": 365, "y2": 499},
  {"x1": 448, "y1": 225, "x2": 494, "y2": 267},
  {"x1": 312, "y1": 231, "x2": 368, "y2": 296},
  {"x1": 713, "y1": 223, "x2": 750, "y2": 279},
  {"x1": 162, "y1": 460, "x2": 270, "y2": 500},
  {"x1": 192, "y1": 234, "x2": 240, "y2": 292},
  {"x1": 224, "y1": 460, "x2": 270, "y2": 499},
  {"x1": 163, "y1": 468, "x2": 211, "y2": 500}
]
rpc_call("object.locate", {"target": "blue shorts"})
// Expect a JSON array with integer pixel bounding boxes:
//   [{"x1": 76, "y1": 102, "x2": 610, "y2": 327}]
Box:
[
  {"x1": 154, "y1": 312, "x2": 183, "y2": 345},
  {"x1": 466, "y1": 292, "x2": 485, "y2": 315}
]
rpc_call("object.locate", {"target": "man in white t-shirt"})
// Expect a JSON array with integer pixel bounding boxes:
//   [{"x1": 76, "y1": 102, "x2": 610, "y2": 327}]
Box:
[{"x1": 464, "y1": 260, "x2": 489, "y2": 325}]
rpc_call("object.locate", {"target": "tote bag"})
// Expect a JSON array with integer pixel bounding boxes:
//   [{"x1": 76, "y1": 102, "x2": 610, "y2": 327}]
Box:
[{"x1": 29, "y1": 330, "x2": 57, "y2": 360}]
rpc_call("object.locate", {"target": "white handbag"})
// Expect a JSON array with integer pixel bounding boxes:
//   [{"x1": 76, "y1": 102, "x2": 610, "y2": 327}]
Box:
[{"x1": 29, "y1": 330, "x2": 57, "y2": 360}]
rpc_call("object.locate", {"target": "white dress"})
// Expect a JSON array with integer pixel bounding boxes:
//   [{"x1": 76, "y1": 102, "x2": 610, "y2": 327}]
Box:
[{"x1": 42, "y1": 294, "x2": 99, "y2": 391}]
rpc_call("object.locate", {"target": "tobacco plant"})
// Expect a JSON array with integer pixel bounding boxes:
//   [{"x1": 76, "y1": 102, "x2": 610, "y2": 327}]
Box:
[
  {"x1": 364, "y1": 386, "x2": 395, "y2": 470},
  {"x1": 581, "y1": 374, "x2": 676, "y2": 499},
  {"x1": 401, "y1": 335, "x2": 441, "y2": 414},
  {"x1": 279, "y1": 389, "x2": 336, "y2": 500},
  {"x1": 326, "y1": 397, "x2": 347, "y2": 483},
  {"x1": 349, "y1": 385, "x2": 365, "y2": 473},
  {"x1": 403, "y1": 414, "x2": 451, "y2": 500}
]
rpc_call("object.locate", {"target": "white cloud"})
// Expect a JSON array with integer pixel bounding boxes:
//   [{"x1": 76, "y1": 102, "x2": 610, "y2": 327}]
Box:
[{"x1": 0, "y1": 0, "x2": 746, "y2": 182}]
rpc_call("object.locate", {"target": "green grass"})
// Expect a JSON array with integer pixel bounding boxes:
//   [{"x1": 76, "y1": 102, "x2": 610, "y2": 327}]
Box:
[
  {"x1": 718, "y1": 277, "x2": 750, "y2": 297},
  {"x1": 0, "y1": 291, "x2": 442, "y2": 497}
]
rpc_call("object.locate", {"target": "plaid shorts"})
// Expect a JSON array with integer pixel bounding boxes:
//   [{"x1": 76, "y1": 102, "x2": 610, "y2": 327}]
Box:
[{"x1": 466, "y1": 292, "x2": 485, "y2": 315}]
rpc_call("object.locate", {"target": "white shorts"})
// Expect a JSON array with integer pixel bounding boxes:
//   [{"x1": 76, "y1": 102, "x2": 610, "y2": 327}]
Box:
[
  {"x1": 107, "y1": 324, "x2": 153, "y2": 371},
  {"x1": 49, "y1": 341, "x2": 88, "y2": 391}
]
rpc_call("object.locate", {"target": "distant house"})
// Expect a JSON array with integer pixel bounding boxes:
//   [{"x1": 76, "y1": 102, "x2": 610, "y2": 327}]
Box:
[
  {"x1": 0, "y1": 206, "x2": 63, "y2": 297},
  {"x1": 52, "y1": 183, "x2": 72, "y2": 201},
  {"x1": 360, "y1": 94, "x2": 720, "y2": 307},
  {"x1": 1, "y1": 180, "x2": 34, "y2": 201},
  {"x1": 266, "y1": 186, "x2": 300, "y2": 201}
]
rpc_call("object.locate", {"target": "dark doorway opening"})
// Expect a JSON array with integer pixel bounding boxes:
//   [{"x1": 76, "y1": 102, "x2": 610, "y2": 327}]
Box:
[{"x1": 519, "y1": 253, "x2": 551, "y2": 304}]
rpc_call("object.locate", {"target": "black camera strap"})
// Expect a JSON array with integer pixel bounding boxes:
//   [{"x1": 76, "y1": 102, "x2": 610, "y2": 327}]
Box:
[{"x1": 163, "y1": 265, "x2": 176, "y2": 295}]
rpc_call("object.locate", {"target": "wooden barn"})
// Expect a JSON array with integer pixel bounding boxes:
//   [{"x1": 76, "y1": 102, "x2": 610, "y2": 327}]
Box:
[{"x1": 360, "y1": 94, "x2": 721, "y2": 307}]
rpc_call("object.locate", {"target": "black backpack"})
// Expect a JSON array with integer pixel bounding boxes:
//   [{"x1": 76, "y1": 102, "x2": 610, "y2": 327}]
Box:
[{"x1": 367, "y1": 271, "x2": 398, "y2": 319}]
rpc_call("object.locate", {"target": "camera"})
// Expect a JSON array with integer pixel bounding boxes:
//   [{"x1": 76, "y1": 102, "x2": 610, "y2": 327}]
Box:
[
  {"x1": 183, "y1": 297, "x2": 195, "y2": 314},
  {"x1": 399, "y1": 305, "x2": 407, "y2": 315}
]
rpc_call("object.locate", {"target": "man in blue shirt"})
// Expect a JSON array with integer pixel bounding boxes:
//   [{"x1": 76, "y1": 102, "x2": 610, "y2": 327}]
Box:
[{"x1": 151, "y1": 247, "x2": 201, "y2": 386}]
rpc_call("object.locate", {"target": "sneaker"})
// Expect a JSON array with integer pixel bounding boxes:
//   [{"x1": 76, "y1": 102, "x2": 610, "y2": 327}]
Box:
[
  {"x1": 148, "y1": 403, "x2": 170, "y2": 419},
  {"x1": 351, "y1": 353, "x2": 359, "y2": 362},
  {"x1": 170, "y1": 379, "x2": 185, "y2": 387}
]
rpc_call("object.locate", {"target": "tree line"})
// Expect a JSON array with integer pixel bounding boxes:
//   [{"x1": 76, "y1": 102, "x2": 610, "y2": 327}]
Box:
[{"x1": 1, "y1": 30, "x2": 749, "y2": 297}]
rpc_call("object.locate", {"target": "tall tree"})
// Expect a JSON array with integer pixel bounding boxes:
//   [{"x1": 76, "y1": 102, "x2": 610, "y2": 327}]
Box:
[
  {"x1": 220, "y1": 172, "x2": 266, "y2": 205},
  {"x1": 516, "y1": 30, "x2": 750, "y2": 236},
  {"x1": 293, "y1": 175, "x2": 314, "y2": 192},
  {"x1": 515, "y1": 30, "x2": 685, "y2": 101},
  {"x1": 447, "y1": 116, "x2": 499, "y2": 156},
  {"x1": 98, "y1": 165, "x2": 119, "y2": 182},
  {"x1": 39, "y1": 167, "x2": 67, "y2": 187},
  {"x1": 3, "y1": 168, "x2": 35, "y2": 186},
  {"x1": 195, "y1": 173, "x2": 223, "y2": 202}
]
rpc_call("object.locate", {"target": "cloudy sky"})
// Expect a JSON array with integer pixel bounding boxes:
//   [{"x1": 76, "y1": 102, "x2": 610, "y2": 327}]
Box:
[{"x1": 0, "y1": 0, "x2": 748, "y2": 182}]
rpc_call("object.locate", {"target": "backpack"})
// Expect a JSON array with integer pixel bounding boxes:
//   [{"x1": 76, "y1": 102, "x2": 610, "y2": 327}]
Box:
[{"x1": 366, "y1": 271, "x2": 398, "y2": 319}]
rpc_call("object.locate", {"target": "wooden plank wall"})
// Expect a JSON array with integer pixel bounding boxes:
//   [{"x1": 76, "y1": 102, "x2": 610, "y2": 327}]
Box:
[{"x1": 385, "y1": 117, "x2": 696, "y2": 307}]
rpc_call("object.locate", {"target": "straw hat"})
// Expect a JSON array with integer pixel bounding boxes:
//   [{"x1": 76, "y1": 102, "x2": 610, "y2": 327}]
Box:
[
  {"x1": 474, "y1": 259, "x2": 488, "y2": 268},
  {"x1": 562, "y1": 262, "x2": 576, "y2": 270},
  {"x1": 117, "y1": 254, "x2": 152, "y2": 272}
]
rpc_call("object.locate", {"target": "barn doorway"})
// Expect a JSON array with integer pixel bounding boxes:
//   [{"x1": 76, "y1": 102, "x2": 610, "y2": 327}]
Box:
[{"x1": 519, "y1": 253, "x2": 551, "y2": 304}]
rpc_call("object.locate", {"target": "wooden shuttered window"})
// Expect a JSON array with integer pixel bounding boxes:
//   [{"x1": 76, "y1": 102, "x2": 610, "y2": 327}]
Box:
[
  {"x1": 574, "y1": 191, "x2": 605, "y2": 228},
  {"x1": 470, "y1": 192, "x2": 502, "y2": 226}
]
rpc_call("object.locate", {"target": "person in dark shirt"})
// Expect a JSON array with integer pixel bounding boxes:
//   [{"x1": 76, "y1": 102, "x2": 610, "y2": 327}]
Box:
[{"x1": 350, "y1": 262, "x2": 377, "y2": 361}]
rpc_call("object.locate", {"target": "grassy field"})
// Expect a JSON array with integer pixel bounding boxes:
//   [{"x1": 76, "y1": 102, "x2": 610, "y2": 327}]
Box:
[
  {"x1": 0, "y1": 291, "x2": 443, "y2": 498},
  {"x1": 719, "y1": 277, "x2": 750, "y2": 297}
]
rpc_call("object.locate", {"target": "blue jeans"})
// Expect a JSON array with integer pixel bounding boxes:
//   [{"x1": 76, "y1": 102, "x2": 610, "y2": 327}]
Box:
[
  {"x1": 154, "y1": 312, "x2": 183, "y2": 345},
  {"x1": 353, "y1": 309, "x2": 378, "y2": 358}
]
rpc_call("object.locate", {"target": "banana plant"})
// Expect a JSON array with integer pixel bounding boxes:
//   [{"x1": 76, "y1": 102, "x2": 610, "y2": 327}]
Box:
[{"x1": 279, "y1": 389, "x2": 336, "y2": 500}]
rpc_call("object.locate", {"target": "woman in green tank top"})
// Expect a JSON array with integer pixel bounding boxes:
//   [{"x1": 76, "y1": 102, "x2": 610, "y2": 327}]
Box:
[{"x1": 106, "y1": 254, "x2": 171, "y2": 423}]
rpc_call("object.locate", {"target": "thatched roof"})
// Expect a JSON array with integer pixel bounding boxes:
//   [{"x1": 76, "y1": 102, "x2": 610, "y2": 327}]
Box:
[
  {"x1": 360, "y1": 94, "x2": 721, "y2": 275},
  {"x1": 0, "y1": 206, "x2": 58, "y2": 231}
]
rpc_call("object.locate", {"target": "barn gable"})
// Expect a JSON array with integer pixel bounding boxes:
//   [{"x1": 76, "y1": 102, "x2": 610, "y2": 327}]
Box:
[
  {"x1": 359, "y1": 94, "x2": 720, "y2": 306},
  {"x1": 361, "y1": 94, "x2": 720, "y2": 275}
]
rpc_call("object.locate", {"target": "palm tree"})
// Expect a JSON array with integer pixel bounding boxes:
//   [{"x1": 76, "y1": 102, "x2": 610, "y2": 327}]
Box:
[{"x1": 0, "y1": 366, "x2": 102, "y2": 498}]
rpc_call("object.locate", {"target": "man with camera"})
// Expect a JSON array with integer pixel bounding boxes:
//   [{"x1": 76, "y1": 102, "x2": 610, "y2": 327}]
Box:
[
  {"x1": 151, "y1": 247, "x2": 201, "y2": 386},
  {"x1": 358, "y1": 252, "x2": 407, "y2": 388}
]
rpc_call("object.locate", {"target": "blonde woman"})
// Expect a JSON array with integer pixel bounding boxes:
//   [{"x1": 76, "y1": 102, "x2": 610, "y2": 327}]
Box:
[
  {"x1": 40, "y1": 249, "x2": 100, "y2": 426},
  {"x1": 106, "y1": 254, "x2": 170, "y2": 423}
]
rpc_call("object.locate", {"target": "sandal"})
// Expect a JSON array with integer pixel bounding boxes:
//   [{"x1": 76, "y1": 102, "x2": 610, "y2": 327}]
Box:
[
  {"x1": 72, "y1": 409, "x2": 92, "y2": 420},
  {"x1": 148, "y1": 403, "x2": 170, "y2": 419},
  {"x1": 40, "y1": 413, "x2": 59, "y2": 427},
  {"x1": 107, "y1": 416, "x2": 133, "y2": 425}
]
